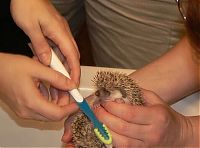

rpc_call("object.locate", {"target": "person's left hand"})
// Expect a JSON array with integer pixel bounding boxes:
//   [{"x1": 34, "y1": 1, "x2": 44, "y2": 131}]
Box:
[{"x1": 62, "y1": 89, "x2": 190, "y2": 147}]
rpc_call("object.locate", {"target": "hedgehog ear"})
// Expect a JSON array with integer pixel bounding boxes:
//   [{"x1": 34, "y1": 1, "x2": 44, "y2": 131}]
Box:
[{"x1": 141, "y1": 89, "x2": 165, "y2": 106}]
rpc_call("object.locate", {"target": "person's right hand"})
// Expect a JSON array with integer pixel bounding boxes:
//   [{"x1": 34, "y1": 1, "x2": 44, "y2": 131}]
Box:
[{"x1": 0, "y1": 53, "x2": 78, "y2": 121}]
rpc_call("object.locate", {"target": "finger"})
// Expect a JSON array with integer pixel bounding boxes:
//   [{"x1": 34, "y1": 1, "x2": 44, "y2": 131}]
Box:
[
  {"x1": 26, "y1": 25, "x2": 51, "y2": 65},
  {"x1": 62, "y1": 116, "x2": 74, "y2": 143},
  {"x1": 52, "y1": 45, "x2": 65, "y2": 64},
  {"x1": 31, "y1": 61, "x2": 76, "y2": 91},
  {"x1": 37, "y1": 100, "x2": 78, "y2": 121},
  {"x1": 29, "y1": 113, "x2": 49, "y2": 121},
  {"x1": 64, "y1": 143, "x2": 75, "y2": 148},
  {"x1": 56, "y1": 35, "x2": 80, "y2": 86},
  {"x1": 17, "y1": 108, "x2": 49, "y2": 121},
  {"x1": 57, "y1": 90, "x2": 70, "y2": 106},
  {"x1": 33, "y1": 79, "x2": 49, "y2": 100},
  {"x1": 49, "y1": 86, "x2": 58, "y2": 104},
  {"x1": 45, "y1": 22, "x2": 80, "y2": 86},
  {"x1": 141, "y1": 89, "x2": 165, "y2": 105},
  {"x1": 28, "y1": 84, "x2": 79, "y2": 121},
  {"x1": 101, "y1": 101, "x2": 152, "y2": 124},
  {"x1": 94, "y1": 106, "x2": 148, "y2": 140},
  {"x1": 38, "y1": 82, "x2": 49, "y2": 100},
  {"x1": 62, "y1": 20, "x2": 80, "y2": 58},
  {"x1": 32, "y1": 55, "x2": 39, "y2": 61},
  {"x1": 110, "y1": 129, "x2": 145, "y2": 147}
]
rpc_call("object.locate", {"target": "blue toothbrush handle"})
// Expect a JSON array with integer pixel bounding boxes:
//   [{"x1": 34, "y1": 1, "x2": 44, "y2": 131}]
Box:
[
  {"x1": 77, "y1": 100, "x2": 96, "y2": 123},
  {"x1": 77, "y1": 100, "x2": 109, "y2": 140}
]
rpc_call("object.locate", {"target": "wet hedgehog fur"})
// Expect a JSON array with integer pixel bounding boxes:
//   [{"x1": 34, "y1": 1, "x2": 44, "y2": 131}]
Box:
[{"x1": 71, "y1": 71, "x2": 144, "y2": 147}]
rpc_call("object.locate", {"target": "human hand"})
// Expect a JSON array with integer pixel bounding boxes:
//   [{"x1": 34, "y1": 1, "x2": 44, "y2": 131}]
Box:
[
  {"x1": 0, "y1": 53, "x2": 78, "y2": 121},
  {"x1": 92, "y1": 89, "x2": 196, "y2": 147},
  {"x1": 10, "y1": 0, "x2": 80, "y2": 85}
]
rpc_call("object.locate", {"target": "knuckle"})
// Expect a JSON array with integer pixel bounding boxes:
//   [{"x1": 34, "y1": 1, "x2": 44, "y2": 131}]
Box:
[
  {"x1": 53, "y1": 72, "x2": 64, "y2": 83},
  {"x1": 58, "y1": 74, "x2": 75, "y2": 90},
  {"x1": 25, "y1": 100, "x2": 34, "y2": 110},
  {"x1": 51, "y1": 110, "x2": 65, "y2": 121},
  {"x1": 46, "y1": 29, "x2": 57, "y2": 40},
  {"x1": 53, "y1": 116, "x2": 63, "y2": 121},
  {"x1": 154, "y1": 105, "x2": 169, "y2": 123},
  {"x1": 50, "y1": 15, "x2": 65, "y2": 30},
  {"x1": 21, "y1": 22, "x2": 35, "y2": 33},
  {"x1": 16, "y1": 110, "x2": 29, "y2": 119},
  {"x1": 54, "y1": 14, "x2": 64, "y2": 22},
  {"x1": 37, "y1": 45, "x2": 50, "y2": 54},
  {"x1": 143, "y1": 90, "x2": 157, "y2": 99},
  {"x1": 51, "y1": 115, "x2": 61, "y2": 121}
]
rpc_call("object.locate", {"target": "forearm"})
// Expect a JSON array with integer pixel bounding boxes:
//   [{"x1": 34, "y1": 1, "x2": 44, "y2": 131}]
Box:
[{"x1": 130, "y1": 36, "x2": 199, "y2": 104}]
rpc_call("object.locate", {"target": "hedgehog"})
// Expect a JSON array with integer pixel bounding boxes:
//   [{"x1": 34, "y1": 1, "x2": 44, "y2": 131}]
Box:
[{"x1": 71, "y1": 71, "x2": 144, "y2": 148}]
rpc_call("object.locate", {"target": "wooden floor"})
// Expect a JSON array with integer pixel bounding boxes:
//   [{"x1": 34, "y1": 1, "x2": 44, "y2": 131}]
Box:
[{"x1": 75, "y1": 23, "x2": 95, "y2": 66}]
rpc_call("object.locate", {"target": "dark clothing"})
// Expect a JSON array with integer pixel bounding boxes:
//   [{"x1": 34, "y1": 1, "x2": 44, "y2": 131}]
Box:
[{"x1": 0, "y1": 0, "x2": 32, "y2": 57}]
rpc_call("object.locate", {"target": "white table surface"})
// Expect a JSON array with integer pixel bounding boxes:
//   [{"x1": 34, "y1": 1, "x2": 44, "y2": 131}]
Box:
[{"x1": 0, "y1": 66, "x2": 199, "y2": 147}]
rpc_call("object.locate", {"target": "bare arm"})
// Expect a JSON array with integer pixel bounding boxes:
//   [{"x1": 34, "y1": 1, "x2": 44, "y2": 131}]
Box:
[{"x1": 130, "y1": 36, "x2": 199, "y2": 104}]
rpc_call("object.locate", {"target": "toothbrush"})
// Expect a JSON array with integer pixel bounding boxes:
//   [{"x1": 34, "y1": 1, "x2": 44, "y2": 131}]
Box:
[{"x1": 50, "y1": 49, "x2": 112, "y2": 145}]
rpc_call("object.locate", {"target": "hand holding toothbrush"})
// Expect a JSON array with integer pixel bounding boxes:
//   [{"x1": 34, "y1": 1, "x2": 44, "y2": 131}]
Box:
[{"x1": 0, "y1": 53, "x2": 78, "y2": 121}]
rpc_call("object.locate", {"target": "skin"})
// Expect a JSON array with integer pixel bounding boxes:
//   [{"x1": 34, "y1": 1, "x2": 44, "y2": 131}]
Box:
[
  {"x1": 10, "y1": 0, "x2": 80, "y2": 85},
  {"x1": 62, "y1": 37, "x2": 199, "y2": 147},
  {"x1": 0, "y1": 53, "x2": 78, "y2": 121},
  {"x1": 131, "y1": 37, "x2": 199, "y2": 104},
  {"x1": 0, "y1": 0, "x2": 81, "y2": 121}
]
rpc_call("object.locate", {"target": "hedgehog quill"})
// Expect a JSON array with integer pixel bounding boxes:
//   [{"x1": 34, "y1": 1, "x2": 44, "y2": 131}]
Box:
[{"x1": 71, "y1": 71, "x2": 144, "y2": 148}]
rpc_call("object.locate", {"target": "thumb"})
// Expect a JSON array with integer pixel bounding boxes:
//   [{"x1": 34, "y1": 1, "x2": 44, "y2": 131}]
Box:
[
  {"x1": 33, "y1": 93, "x2": 79, "y2": 121},
  {"x1": 27, "y1": 25, "x2": 51, "y2": 65},
  {"x1": 31, "y1": 60, "x2": 77, "y2": 90},
  {"x1": 62, "y1": 116, "x2": 74, "y2": 143},
  {"x1": 141, "y1": 89, "x2": 165, "y2": 106}
]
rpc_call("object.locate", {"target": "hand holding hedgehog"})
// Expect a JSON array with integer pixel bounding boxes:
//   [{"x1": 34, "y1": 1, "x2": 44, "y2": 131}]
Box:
[
  {"x1": 94, "y1": 89, "x2": 194, "y2": 147},
  {"x1": 62, "y1": 71, "x2": 198, "y2": 147}
]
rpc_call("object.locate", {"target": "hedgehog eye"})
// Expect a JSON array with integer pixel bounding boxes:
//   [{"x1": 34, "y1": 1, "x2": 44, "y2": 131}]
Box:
[
  {"x1": 95, "y1": 90, "x2": 100, "y2": 97},
  {"x1": 104, "y1": 89, "x2": 111, "y2": 97}
]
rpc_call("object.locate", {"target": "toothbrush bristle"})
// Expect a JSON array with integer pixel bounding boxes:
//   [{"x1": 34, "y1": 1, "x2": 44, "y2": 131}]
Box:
[{"x1": 94, "y1": 124, "x2": 112, "y2": 145}]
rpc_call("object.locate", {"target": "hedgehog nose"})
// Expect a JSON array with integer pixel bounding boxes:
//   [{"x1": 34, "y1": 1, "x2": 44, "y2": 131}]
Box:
[{"x1": 104, "y1": 90, "x2": 111, "y2": 97}]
